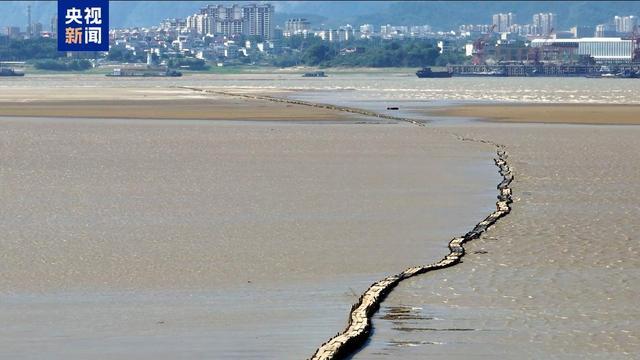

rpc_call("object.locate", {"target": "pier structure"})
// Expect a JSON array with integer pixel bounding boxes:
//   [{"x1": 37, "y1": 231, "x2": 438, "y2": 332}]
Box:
[{"x1": 447, "y1": 63, "x2": 640, "y2": 77}]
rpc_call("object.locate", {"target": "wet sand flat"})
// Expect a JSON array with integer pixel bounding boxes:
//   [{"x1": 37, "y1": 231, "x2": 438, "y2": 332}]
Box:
[
  {"x1": 7, "y1": 75, "x2": 637, "y2": 359},
  {"x1": 0, "y1": 116, "x2": 498, "y2": 359},
  {"x1": 356, "y1": 120, "x2": 640, "y2": 359},
  {"x1": 0, "y1": 86, "x2": 352, "y2": 121},
  {"x1": 428, "y1": 103, "x2": 640, "y2": 125},
  {"x1": 0, "y1": 99, "x2": 357, "y2": 121}
]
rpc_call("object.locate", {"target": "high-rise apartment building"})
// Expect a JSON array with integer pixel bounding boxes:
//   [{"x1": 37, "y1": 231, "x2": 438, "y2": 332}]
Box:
[
  {"x1": 26, "y1": 5, "x2": 32, "y2": 37},
  {"x1": 532, "y1": 13, "x2": 556, "y2": 35},
  {"x1": 359, "y1": 24, "x2": 374, "y2": 37},
  {"x1": 50, "y1": 16, "x2": 58, "y2": 37},
  {"x1": 201, "y1": 4, "x2": 244, "y2": 37},
  {"x1": 194, "y1": 3, "x2": 274, "y2": 39},
  {"x1": 284, "y1": 18, "x2": 310, "y2": 36},
  {"x1": 339, "y1": 25, "x2": 355, "y2": 41},
  {"x1": 595, "y1": 23, "x2": 617, "y2": 37},
  {"x1": 492, "y1": 13, "x2": 516, "y2": 33},
  {"x1": 242, "y1": 4, "x2": 274, "y2": 39},
  {"x1": 614, "y1": 15, "x2": 638, "y2": 33},
  {"x1": 32, "y1": 22, "x2": 43, "y2": 37},
  {"x1": 380, "y1": 24, "x2": 394, "y2": 37},
  {"x1": 186, "y1": 14, "x2": 210, "y2": 35},
  {"x1": 5, "y1": 26, "x2": 21, "y2": 38}
]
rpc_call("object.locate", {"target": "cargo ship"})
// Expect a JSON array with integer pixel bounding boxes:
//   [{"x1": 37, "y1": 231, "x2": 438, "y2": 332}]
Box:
[
  {"x1": 106, "y1": 67, "x2": 182, "y2": 77},
  {"x1": 446, "y1": 64, "x2": 638, "y2": 77},
  {"x1": 0, "y1": 67, "x2": 25, "y2": 77},
  {"x1": 302, "y1": 71, "x2": 327, "y2": 77},
  {"x1": 415, "y1": 67, "x2": 452, "y2": 78}
]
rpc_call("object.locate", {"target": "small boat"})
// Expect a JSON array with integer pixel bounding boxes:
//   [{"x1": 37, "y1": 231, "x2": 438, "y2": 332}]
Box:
[
  {"x1": 585, "y1": 70, "x2": 639, "y2": 79},
  {"x1": 0, "y1": 68, "x2": 25, "y2": 77},
  {"x1": 302, "y1": 71, "x2": 327, "y2": 77},
  {"x1": 416, "y1": 67, "x2": 452, "y2": 78},
  {"x1": 616, "y1": 70, "x2": 640, "y2": 78},
  {"x1": 585, "y1": 73, "x2": 615, "y2": 78}
]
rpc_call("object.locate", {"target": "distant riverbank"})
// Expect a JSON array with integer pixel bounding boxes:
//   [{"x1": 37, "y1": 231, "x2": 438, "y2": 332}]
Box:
[{"x1": 18, "y1": 65, "x2": 423, "y2": 76}]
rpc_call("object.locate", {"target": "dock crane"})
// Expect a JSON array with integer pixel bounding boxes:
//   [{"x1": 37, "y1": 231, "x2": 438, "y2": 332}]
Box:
[
  {"x1": 472, "y1": 24, "x2": 496, "y2": 65},
  {"x1": 542, "y1": 28, "x2": 557, "y2": 62},
  {"x1": 528, "y1": 27, "x2": 554, "y2": 65}
]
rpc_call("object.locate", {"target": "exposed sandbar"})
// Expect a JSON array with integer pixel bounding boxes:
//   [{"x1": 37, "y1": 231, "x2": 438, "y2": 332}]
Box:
[
  {"x1": 428, "y1": 103, "x2": 640, "y2": 125},
  {"x1": 0, "y1": 86, "x2": 352, "y2": 121}
]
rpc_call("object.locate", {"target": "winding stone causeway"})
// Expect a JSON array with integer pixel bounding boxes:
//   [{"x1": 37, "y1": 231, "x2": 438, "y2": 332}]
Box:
[
  {"x1": 177, "y1": 86, "x2": 425, "y2": 125},
  {"x1": 310, "y1": 148, "x2": 512, "y2": 360},
  {"x1": 179, "y1": 86, "x2": 514, "y2": 360}
]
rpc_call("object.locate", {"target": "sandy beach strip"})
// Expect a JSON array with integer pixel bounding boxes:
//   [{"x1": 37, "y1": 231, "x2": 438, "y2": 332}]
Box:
[
  {"x1": 0, "y1": 98, "x2": 359, "y2": 121},
  {"x1": 0, "y1": 86, "x2": 356, "y2": 121},
  {"x1": 427, "y1": 103, "x2": 640, "y2": 125}
]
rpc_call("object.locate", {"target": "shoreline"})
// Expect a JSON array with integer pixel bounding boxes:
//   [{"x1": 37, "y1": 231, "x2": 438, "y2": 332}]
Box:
[
  {"x1": 0, "y1": 115, "x2": 391, "y2": 126},
  {"x1": 5, "y1": 99, "x2": 640, "y2": 125}
]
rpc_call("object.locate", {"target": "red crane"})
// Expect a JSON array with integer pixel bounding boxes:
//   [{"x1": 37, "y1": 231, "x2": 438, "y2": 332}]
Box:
[{"x1": 472, "y1": 24, "x2": 496, "y2": 65}]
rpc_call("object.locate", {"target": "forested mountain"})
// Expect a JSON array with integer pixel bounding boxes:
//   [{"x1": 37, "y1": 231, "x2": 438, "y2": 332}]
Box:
[{"x1": 350, "y1": 1, "x2": 640, "y2": 29}]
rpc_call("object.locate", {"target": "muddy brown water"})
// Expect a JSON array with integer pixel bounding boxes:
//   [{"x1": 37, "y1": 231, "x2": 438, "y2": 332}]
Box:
[{"x1": 0, "y1": 116, "x2": 497, "y2": 359}]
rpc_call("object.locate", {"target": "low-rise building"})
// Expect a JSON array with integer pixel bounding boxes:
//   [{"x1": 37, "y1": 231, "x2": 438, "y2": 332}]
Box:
[{"x1": 531, "y1": 37, "x2": 634, "y2": 63}]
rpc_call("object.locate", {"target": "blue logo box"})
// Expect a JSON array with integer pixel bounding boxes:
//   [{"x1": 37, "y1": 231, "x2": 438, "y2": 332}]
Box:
[{"x1": 58, "y1": 0, "x2": 109, "y2": 51}]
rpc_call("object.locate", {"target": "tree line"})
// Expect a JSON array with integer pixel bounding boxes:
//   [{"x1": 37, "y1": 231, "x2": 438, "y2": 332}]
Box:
[
  {"x1": 1, "y1": 35, "x2": 469, "y2": 71},
  {"x1": 272, "y1": 36, "x2": 468, "y2": 68}
]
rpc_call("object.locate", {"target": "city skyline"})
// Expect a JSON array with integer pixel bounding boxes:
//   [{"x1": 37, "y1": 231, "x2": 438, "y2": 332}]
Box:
[
  {"x1": 4, "y1": 2, "x2": 639, "y2": 40},
  {"x1": 2, "y1": 1, "x2": 639, "y2": 69},
  {"x1": 1, "y1": 1, "x2": 640, "y2": 30}
]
